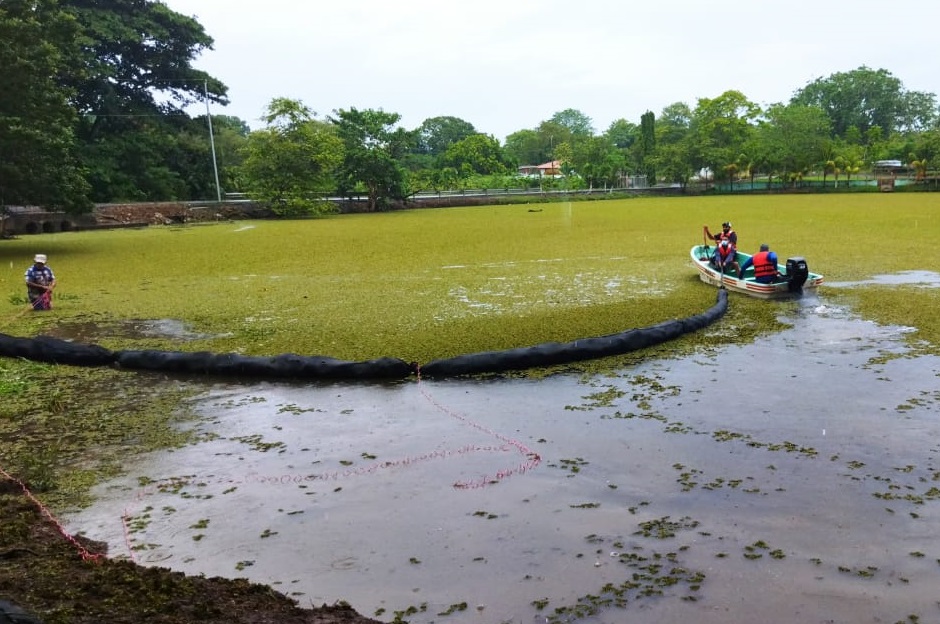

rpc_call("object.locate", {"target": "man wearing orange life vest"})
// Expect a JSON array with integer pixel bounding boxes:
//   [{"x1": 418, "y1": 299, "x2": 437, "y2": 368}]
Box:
[{"x1": 739, "y1": 243, "x2": 783, "y2": 283}]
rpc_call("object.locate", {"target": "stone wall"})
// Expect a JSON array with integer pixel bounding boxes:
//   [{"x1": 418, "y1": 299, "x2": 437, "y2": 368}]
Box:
[{"x1": 4, "y1": 201, "x2": 269, "y2": 236}]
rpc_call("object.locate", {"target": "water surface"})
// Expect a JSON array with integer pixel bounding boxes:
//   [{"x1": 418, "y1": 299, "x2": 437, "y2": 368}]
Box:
[{"x1": 67, "y1": 296, "x2": 940, "y2": 624}]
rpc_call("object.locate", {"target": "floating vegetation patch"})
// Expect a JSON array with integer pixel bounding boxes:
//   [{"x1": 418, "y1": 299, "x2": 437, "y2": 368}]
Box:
[
  {"x1": 672, "y1": 463, "x2": 749, "y2": 492},
  {"x1": 535, "y1": 533, "x2": 706, "y2": 622},
  {"x1": 872, "y1": 487, "x2": 940, "y2": 504},
  {"x1": 549, "y1": 457, "x2": 588, "y2": 475},
  {"x1": 634, "y1": 516, "x2": 700, "y2": 539},
  {"x1": 276, "y1": 403, "x2": 323, "y2": 415},
  {"x1": 836, "y1": 564, "x2": 880, "y2": 579},
  {"x1": 567, "y1": 374, "x2": 680, "y2": 412},
  {"x1": 471, "y1": 510, "x2": 498, "y2": 520},
  {"x1": 711, "y1": 430, "x2": 819, "y2": 457},
  {"x1": 229, "y1": 434, "x2": 286, "y2": 453},
  {"x1": 742, "y1": 540, "x2": 785, "y2": 560},
  {"x1": 213, "y1": 395, "x2": 268, "y2": 409}
]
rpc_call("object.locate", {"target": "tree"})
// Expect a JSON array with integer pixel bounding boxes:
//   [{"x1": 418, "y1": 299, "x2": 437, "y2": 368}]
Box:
[
  {"x1": 415, "y1": 116, "x2": 476, "y2": 156},
  {"x1": 62, "y1": 0, "x2": 229, "y2": 201},
  {"x1": 753, "y1": 103, "x2": 831, "y2": 183},
  {"x1": 791, "y1": 66, "x2": 938, "y2": 139},
  {"x1": 503, "y1": 129, "x2": 542, "y2": 168},
  {"x1": 838, "y1": 146, "x2": 865, "y2": 184},
  {"x1": 205, "y1": 115, "x2": 251, "y2": 193},
  {"x1": 653, "y1": 102, "x2": 694, "y2": 187},
  {"x1": 239, "y1": 98, "x2": 343, "y2": 216},
  {"x1": 537, "y1": 119, "x2": 573, "y2": 163},
  {"x1": 690, "y1": 91, "x2": 759, "y2": 184},
  {"x1": 0, "y1": 0, "x2": 91, "y2": 213},
  {"x1": 604, "y1": 119, "x2": 639, "y2": 151},
  {"x1": 331, "y1": 108, "x2": 410, "y2": 211},
  {"x1": 908, "y1": 129, "x2": 940, "y2": 176},
  {"x1": 576, "y1": 136, "x2": 625, "y2": 189},
  {"x1": 909, "y1": 156, "x2": 928, "y2": 182},
  {"x1": 438, "y1": 134, "x2": 509, "y2": 176},
  {"x1": 549, "y1": 108, "x2": 595, "y2": 137},
  {"x1": 638, "y1": 111, "x2": 657, "y2": 184}
]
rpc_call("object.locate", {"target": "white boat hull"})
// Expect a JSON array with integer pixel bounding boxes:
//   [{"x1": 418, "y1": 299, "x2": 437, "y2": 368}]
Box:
[{"x1": 690, "y1": 245, "x2": 823, "y2": 300}]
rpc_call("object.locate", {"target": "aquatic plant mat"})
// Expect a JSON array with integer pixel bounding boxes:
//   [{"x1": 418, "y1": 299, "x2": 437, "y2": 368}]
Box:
[{"x1": 2, "y1": 194, "x2": 940, "y2": 623}]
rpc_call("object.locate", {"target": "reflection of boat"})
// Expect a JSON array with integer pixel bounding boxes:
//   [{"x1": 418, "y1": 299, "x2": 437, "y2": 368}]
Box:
[{"x1": 690, "y1": 245, "x2": 823, "y2": 300}]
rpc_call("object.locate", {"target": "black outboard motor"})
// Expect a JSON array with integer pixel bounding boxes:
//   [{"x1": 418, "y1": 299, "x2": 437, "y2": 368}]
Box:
[{"x1": 785, "y1": 257, "x2": 809, "y2": 293}]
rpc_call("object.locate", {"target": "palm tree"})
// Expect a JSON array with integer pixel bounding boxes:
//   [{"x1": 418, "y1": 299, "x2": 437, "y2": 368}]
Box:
[
  {"x1": 823, "y1": 160, "x2": 836, "y2": 187},
  {"x1": 909, "y1": 156, "x2": 928, "y2": 182}
]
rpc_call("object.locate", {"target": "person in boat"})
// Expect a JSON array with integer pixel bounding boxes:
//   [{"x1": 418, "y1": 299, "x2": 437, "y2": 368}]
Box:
[
  {"x1": 705, "y1": 221, "x2": 737, "y2": 248},
  {"x1": 710, "y1": 239, "x2": 737, "y2": 274},
  {"x1": 705, "y1": 221, "x2": 740, "y2": 274},
  {"x1": 738, "y1": 243, "x2": 783, "y2": 283}
]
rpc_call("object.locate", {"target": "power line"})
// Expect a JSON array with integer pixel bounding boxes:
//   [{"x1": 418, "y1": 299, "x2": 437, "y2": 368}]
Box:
[{"x1": 112, "y1": 78, "x2": 224, "y2": 202}]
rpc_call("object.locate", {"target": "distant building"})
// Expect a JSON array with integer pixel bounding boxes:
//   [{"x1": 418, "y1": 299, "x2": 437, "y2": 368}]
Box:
[
  {"x1": 517, "y1": 160, "x2": 563, "y2": 178},
  {"x1": 873, "y1": 159, "x2": 907, "y2": 174}
]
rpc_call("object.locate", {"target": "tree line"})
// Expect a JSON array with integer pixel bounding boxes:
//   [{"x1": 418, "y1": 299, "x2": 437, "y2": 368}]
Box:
[{"x1": 3, "y1": 0, "x2": 940, "y2": 217}]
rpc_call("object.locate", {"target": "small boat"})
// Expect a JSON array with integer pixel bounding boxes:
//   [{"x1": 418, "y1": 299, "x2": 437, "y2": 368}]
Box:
[{"x1": 690, "y1": 244, "x2": 823, "y2": 299}]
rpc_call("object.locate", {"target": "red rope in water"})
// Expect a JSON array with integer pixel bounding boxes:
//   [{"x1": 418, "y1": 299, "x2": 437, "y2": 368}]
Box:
[
  {"x1": 0, "y1": 466, "x2": 103, "y2": 563},
  {"x1": 117, "y1": 372, "x2": 541, "y2": 559}
]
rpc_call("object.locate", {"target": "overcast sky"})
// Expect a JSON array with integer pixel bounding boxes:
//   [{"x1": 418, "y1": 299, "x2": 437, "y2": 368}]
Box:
[{"x1": 162, "y1": 0, "x2": 940, "y2": 141}]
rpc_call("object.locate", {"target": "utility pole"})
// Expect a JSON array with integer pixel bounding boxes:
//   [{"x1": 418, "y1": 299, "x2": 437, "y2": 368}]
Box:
[{"x1": 204, "y1": 80, "x2": 222, "y2": 202}]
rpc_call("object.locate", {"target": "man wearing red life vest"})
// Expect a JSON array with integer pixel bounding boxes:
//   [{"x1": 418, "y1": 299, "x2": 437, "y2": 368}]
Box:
[
  {"x1": 705, "y1": 221, "x2": 740, "y2": 274},
  {"x1": 710, "y1": 240, "x2": 737, "y2": 273},
  {"x1": 705, "y1": 221, "x2": 739, "y2": 273},
  {"x1": 705, "y1": 221, "x2": 737, "y2": 248},
  {"x1": 739, "y1": 244, "x2": 783, "y2": 283}
]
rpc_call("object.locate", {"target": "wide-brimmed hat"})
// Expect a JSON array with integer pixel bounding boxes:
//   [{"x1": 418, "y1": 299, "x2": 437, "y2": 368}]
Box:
[{"x1": 34, "y1": 254, "x2": 47, "y2": 263}]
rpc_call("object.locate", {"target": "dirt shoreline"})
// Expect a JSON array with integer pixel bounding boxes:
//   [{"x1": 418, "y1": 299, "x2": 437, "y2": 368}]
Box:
[{"x1": 0, "y1": 479, "x2": 382, "y2": 624}]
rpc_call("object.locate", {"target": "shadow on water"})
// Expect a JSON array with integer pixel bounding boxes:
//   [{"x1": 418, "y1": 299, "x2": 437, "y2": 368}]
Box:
[{"x1": 65, "y1": 293, "x2": 940, "y2": 624}]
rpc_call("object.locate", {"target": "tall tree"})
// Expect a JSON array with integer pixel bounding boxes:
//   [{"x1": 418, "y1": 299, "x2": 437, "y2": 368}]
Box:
[
  {"x1": 239, "y1": 98, "x2": 343, "y2": 216},
  {"x1": 331, "y1": 108, "x2": 410, "y2": 211},
  {"x1": 691, "y1": 91, "x2": 759, "y2": 183},
  {"x1": 439, "y1": 134, "x2": 509, "y2": 176},
  {"x1": 536, "y1": 120, "x2": 571, "y2": 164},
  {"x1": 602, "y1": 119, "x2": 638, "y2": 183},
  {"x1": 638, "y1": 111, "x2": 657, "y2": 184},
  {"x1": 753, "y1": 103, "x2": 831, "y2": 183},
  {"x1": 605, "y1": 119, "x2": 639, "y2": 151},
  {"x1": 791, "y1": 66, "x2": 938, "y2": 138},
  {"x1": 63, "y1": 0, "x2": 229, "y2": 201},
  {"x1": 0, "y1": 0, "x2": 91, "y2": 212},
  {"x1": 549, "y1": 108, "x2": 595, "y2": 136},
  {"x1": 503, "y1": 129, "x2": 542, "y2": 167},
  {"x1": 204, "y1": 114, "x2": 250, "y2": 193},
  {"x1": 653, "y1": 102, "x2": 694, "y2": 187},
  {"x1": 575, "y1": 135, "x2": 624, "y2": 189},
  {"x1": 416, "y1": 116, "x2": 477, "y2": 156}
]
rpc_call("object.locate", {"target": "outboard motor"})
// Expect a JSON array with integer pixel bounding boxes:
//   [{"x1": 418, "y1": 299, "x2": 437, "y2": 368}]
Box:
[{"x1": 785, "y1": 257, "x2": 809, "y2": 293}]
